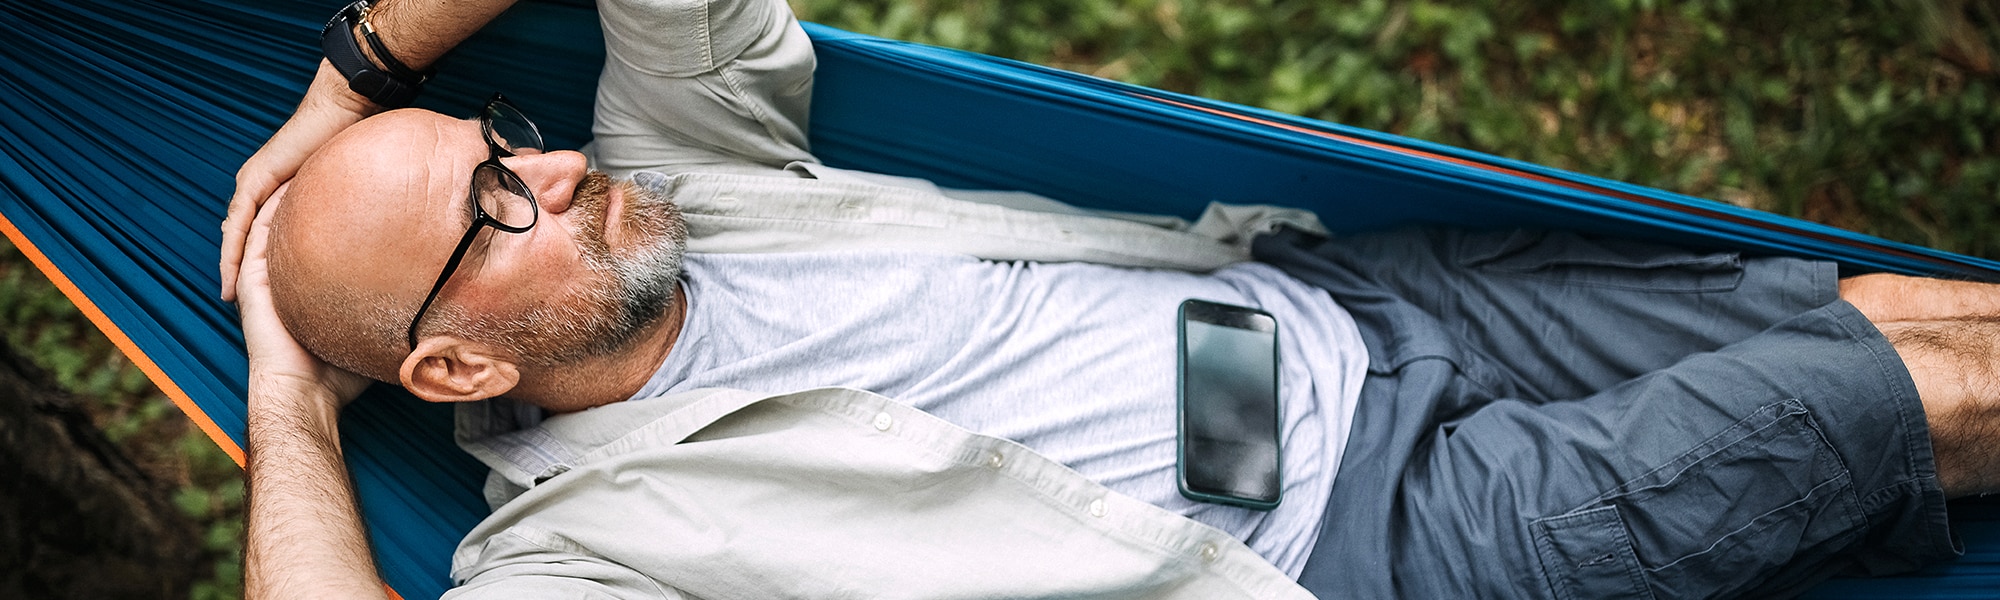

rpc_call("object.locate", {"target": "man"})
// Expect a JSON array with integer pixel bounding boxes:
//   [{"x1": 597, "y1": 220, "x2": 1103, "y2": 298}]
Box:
[{"x1": 224, "y1": 0, "x2": 1999, "y2": 597}]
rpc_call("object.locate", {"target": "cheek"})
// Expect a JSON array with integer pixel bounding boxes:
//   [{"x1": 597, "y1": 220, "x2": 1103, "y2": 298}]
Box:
[
  {"x1": 460, "y1": 232, "x2": 585, "y2": 310},
  {"x1": 512, "y1": 231, "x2": 599, "y2": 297}
]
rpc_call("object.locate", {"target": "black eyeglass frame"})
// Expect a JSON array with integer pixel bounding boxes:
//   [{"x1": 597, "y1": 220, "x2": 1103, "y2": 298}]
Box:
[{"x1": 404, "y1": 93, "x2": 544, "y2": 350}]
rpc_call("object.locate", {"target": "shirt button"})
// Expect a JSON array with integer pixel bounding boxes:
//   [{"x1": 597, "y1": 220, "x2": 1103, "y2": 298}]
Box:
[
  {"x1": 1199, "y1": 543, "x2": 1219, "y2": 563},
  {"x1": 986, "y1": 452, "x2": 1005, "y2": 468},
  {"x1": 872, "y1": 412, "x2": 893, "y2": 431},
  {"x1": 1088, "y1": 498, "x2": 1107, "y2": 518}
]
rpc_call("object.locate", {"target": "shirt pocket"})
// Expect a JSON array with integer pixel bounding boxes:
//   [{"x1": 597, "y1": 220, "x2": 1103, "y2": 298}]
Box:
[
  {"x1": 1530, "y1": 399, "x2": 1864, "y2": 599},
  {"x1": 1457, "y1": 230, "x2": 1745, "y2": 293}
]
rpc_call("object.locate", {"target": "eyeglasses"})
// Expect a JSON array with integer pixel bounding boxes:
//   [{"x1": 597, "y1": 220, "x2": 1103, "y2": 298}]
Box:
[{"x1": 405, "y1": 93, "x2": 546, "y2": 350}]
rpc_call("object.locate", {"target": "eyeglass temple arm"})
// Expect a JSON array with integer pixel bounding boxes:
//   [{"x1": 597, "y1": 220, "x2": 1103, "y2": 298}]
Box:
[{"x1": 405, "y1": 222, "x2": 488, "y2": 349}]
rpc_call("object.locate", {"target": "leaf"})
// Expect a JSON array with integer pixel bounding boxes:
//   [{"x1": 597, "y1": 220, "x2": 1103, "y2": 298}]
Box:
[{"x1": 173, "y1": 487, "x2": 212, "y2": 518}]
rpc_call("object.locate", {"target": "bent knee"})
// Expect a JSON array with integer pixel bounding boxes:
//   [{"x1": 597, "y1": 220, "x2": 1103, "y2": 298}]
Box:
[{"x1": 1839, "y1": 273, "x2": 1912, "y2": 322}]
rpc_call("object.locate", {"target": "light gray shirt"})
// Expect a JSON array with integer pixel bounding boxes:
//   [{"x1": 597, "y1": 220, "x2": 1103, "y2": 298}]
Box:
[
  {"x1": 450, "y1": 388, "x2": 1319, "y2": 600},
  {"x1": 631, "y1": 250, "x2": 1365, "y2": 575},
  {"x1": 451, "y1": 0, "x2": 1366, "y2": 595}
]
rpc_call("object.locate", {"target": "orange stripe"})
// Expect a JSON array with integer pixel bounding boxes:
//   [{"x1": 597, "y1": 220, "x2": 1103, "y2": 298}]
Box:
[{"x1": 0, "y1": 212, "x2": 246, "y2": 467}]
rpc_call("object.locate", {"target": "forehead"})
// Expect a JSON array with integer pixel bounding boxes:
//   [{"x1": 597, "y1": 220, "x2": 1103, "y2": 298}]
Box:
[
  {"x1": 282, "y1": 110, "x2": 490, "y2": 291},
  {"x1": 331, "y1": 111, "x2": 483, "y2": 219}
]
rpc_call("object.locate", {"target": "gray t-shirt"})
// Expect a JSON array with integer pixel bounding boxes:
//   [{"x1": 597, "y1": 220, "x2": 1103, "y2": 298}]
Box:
[{"x1": 629, "y1": 250, "x2": 1368, "y2": 576}]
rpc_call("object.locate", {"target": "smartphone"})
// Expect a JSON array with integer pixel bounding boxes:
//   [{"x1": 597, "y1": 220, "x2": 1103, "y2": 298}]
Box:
[{"x1": 1176, "y1": 298, "x2": 1282, "y2": 511}]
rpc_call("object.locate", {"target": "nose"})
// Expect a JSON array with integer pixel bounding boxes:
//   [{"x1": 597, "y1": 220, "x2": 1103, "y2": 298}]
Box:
[{"x1": 499, "y1": 150, "x2": 588, "y2": 214}]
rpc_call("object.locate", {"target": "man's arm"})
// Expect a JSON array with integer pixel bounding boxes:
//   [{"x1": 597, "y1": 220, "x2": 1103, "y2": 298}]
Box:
[
  {"x1": 220, "y1": 0, "x2": 520, "y2": 302},
  {"x1": 244, "y1": 376, "x2": 379, "y2": 598},
  {"x1": 236, "y1": 190, "x2": 382, "y2": 599},
  {"x1": 589, "y1": 0, "x2": 817, "y2": 175}
]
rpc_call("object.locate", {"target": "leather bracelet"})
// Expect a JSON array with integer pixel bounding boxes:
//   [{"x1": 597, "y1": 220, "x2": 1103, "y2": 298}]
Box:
[
  {"x1": 356, "y1": 4, "x2": 428, "y2": 82},
  {"x1": 320, "y1": 0, "x2": 430, "y2": 108}
]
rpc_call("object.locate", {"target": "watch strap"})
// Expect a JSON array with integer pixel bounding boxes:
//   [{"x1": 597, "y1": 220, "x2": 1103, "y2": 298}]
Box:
[
  {"x1": 356, "y1": 8, "x2": 432, "y2": 82},
  {"x1": 320, "y1": 1, "x2": 425, "y2": 108}
]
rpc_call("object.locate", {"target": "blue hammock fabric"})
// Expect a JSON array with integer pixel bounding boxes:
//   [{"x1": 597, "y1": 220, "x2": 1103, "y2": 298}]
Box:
[{"x1": 1, "y1": 0, "x2": 1995, "y2": 598}]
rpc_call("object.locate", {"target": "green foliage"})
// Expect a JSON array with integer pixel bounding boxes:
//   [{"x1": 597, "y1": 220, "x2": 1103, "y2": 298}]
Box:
[
  {"x1": 791, "y1": 0, "x2": 2000, "y2": 259},
  {"x1": 0, "y1": 240, "x2": 244, "y2": 600}
]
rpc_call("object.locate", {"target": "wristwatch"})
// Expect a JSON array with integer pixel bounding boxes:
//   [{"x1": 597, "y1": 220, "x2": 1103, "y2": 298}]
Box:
[{"x1": 320, "y1": 0, "x2": 431, "y2": 108}]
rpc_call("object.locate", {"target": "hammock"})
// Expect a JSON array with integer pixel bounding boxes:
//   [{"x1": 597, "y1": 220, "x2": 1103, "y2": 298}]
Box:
[{"x1": 2, "y1": 0, "x2": 1994, "y2": 597}]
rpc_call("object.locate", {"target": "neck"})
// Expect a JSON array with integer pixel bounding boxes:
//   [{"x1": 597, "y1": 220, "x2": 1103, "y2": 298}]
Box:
[{"x1": 512, "y1": 282, "x2": 688, "y2": 413}]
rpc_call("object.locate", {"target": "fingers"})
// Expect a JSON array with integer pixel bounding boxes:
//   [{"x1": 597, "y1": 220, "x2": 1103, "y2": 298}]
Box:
[
  {"x1": 236, "y1": 184, "x2": 288, "y2": 313},
  {"x1": 220, "y1": 234, "x2": 243, "y2": 302},
  {"x1": 221, "y1": 135, "x2": 322, "y2": 302},
  {"x1": 219, "y1": 177, "x2": 269, "y2": 302},
  {"x1": 237, "y1": 188, "x2": 374, "y2": 407},
  {"x1": 222, "y1": 164, "x2": 298, "y2": 301}
]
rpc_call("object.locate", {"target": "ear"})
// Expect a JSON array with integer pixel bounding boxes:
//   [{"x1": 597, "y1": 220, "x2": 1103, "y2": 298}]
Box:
[{"x1": 398, "y1": 335, "x2": 520, "y2": 403}]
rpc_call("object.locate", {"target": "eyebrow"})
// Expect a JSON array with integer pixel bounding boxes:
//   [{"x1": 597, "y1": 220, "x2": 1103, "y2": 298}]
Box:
[
  {"x1": 440, "y1": 119, "x2": 507, "y2": 263},
  {"x1": 442, "y1": 116, "x2": 489, "y2": 225}
]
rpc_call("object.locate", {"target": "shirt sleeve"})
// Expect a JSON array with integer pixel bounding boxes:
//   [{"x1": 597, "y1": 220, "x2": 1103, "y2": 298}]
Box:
[
  {"x1": 443, "y1": 529, "x2": 689, "y2": 599},
  {"x1": 588, "y1": 0, "x2": 818, "y2": 177}
]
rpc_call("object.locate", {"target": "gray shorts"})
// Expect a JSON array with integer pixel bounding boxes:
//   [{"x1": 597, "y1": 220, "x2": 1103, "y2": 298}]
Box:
[{"x1": 1252, "y1": 228, "x2": 1957, "y2": 599}]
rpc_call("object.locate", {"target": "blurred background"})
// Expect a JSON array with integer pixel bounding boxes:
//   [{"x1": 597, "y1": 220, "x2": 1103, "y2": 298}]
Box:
[{"x1": 0, "y1": 0, "x2": 1993, "y2": 597}]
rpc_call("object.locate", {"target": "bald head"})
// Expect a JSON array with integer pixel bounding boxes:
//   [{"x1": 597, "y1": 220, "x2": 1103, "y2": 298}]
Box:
[
  {"x1": 267, "y1": 109, "x2": 483, "y2": 381},
  {"x1": 264, "y1": 107, "x2": 692, "y2": 392}
]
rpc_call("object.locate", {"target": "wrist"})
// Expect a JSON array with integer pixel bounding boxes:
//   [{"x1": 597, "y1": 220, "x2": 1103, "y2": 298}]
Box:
[
  {"x1": 247, "y1": 371, "x2": 348, "y2": 430},
  {"x1": 309, "y1": 60, "x2": 389, "y2": 116},
  {"x1": 350, "y1": 1, "x2": 432, "y2": 75},
  {"x1": 320, "y1": 0, "x2": 429, "y2": 108}
]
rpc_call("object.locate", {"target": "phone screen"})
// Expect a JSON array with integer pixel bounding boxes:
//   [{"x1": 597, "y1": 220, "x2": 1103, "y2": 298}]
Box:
[{"x1": 1177, "y1": 299, "x2": 1281, "y2": 510}]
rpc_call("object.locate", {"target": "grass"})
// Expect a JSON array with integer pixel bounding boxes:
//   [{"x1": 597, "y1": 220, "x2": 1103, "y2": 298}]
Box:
[
  {"x1": 0, "y1": 1, "x2": 1991, "y2": 598},
  {"x1": 795, "y1": 0, "x2": 2000, "y2": 259}
]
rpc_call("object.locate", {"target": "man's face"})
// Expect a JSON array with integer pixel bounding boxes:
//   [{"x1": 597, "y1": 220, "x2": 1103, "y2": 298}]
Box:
[
  {"x1": 285, "y1": 109, "x2": 687, "y2": 369},
  {"x1": 473, "y1": 168, "x2": 686, "y2": 365}
]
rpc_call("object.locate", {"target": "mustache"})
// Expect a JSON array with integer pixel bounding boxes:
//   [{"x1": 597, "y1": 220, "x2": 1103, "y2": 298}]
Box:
[
  {"x1": 573, "y1": 171, "x2": 613, "y2": 215},
  {"x1": 563, "y1": 170, "x2": 685, "y2": 263},
  {"x1": 569, "y1": 171, "x2": 615, "y2": 252}
]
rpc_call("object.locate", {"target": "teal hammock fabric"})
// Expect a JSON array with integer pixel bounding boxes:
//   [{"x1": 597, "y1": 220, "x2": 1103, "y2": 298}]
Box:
[{"x1": 2, "y1": 0, "x2": 1996, "y2": 598}]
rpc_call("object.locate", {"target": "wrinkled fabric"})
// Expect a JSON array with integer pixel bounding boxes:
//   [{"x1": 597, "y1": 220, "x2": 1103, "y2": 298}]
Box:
[
  {"x1": 446, "y1": 387, "x2": 1316, "y2": 599},
  {"x1": 1256, "y1": 228, "x2": 1957, "y2": 598}
]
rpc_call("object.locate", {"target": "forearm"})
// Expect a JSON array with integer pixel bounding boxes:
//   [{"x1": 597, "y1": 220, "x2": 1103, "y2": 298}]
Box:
[
  {"x1": 243, "y1": 377, "x2": 386, "y2": 600},
  {"x1": 365, "y1": 0, "x2": 521, "y2": 73}
]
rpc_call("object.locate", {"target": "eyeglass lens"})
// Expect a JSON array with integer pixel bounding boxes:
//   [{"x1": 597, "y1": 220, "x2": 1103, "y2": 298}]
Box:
[
  {"x1": 473, "y1": 98, "x2": 545, "y2": 231},
  {"x1": 484, "y1": 100, "x2": 544, "y2": 155},
  {"x1": 472, "y1": 165, "x2": 538, "y2": 230}
]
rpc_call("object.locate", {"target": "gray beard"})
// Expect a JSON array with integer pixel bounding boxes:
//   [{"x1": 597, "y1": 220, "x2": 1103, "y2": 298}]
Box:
[
  {"x1": 581, "y1": 186, "x2": 687, "y2": 359},
  {"x1": 473, "y1": 174, "x2": 690, "y2": 367}
]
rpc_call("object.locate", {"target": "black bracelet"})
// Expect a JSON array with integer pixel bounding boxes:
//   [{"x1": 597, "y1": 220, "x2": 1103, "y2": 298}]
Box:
[
  {"x1": 355, "y1": 4, "x2": 430, "y2": 82},
  {"x1": 320, "y1": 0, "x2": 431, "y2": 108}
]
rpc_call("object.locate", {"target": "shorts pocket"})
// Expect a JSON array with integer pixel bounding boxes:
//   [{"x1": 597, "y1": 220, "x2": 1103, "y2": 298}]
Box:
[
  {"x1": 1458, "y1": 230, "x2": 1744, "y2": 292},
  {"x1": 1532, "y1": 505, "x2": 1655, "y2": 600},
  {"x1": 1531, "y1": 399, "x2": 1864, "y2": 599}
]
